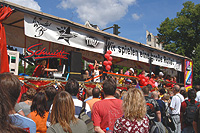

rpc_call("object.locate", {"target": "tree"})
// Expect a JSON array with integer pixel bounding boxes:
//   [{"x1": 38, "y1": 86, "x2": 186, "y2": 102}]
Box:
[
  {"x1": 157, "y1": 1, "x2": 200, "y2": 85},
  {"x1": 157, "y1": 1, "x2": 200, "y2": 58}
]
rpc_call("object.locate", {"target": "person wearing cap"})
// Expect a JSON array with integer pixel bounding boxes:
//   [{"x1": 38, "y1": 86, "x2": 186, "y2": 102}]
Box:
[{"x1": 124, "y1": 68, "x2": 134, "y2": 84}]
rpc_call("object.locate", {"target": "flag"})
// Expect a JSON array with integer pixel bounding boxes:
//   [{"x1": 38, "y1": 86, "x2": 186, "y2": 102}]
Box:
[{"x1": 135, "y1": 83, "x2": 141, "y2": 90}]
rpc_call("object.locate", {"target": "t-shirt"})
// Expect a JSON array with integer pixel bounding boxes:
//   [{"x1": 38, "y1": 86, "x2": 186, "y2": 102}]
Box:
[
  {"x1": 9, "y1": 113, "x2": 36, "y2": 133},
  {"x1": 32, "y1": 65, "x2": 45, "y2": 77},
  {"x1": 92, "y1": 98, "x2": 123, "y2": 131},
  {"x1": 113, "y1": 116, "x2": 149, "y2": 133},
  {"x1": 19, "y1": 102, "x2": 31, "y2": 116},
  {"x1": 196, "y1": 91, "x2": 200, "y2": 102},
  {"x1": 28, "y1": 111, "x2": 49, "y2": 133},
  {"x1": 194, "y1": 107, "x2": 200, "y2": 133},
  {"x1": 47, "y1": 119, "x2": 87, "y2": 133},
  {"x1": 86, "y1": 98, "x2": 101, "y2": 111},
  {"x1": 156, "y1": 99, "x2": 166, "y2": 122},
  {"x1": 94, "y1": 69, "x2": 100, "y2": 82},
  {"x1": 170, "y1": 93, "x2": 184, "y2": 115}
]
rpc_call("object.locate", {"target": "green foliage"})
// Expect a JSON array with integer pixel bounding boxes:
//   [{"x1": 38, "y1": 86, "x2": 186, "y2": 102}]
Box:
[
  {"x1": 18, "y1": 60, "x2": 36, "y2": 76},
  {"x1": 157, "y1": 1, "x2": 200, "y2": 85}
]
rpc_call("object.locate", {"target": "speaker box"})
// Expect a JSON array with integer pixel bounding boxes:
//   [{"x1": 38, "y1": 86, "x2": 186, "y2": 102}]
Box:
[{"x1": 69, "y1": 51, "x2": 82, "y2": 81}]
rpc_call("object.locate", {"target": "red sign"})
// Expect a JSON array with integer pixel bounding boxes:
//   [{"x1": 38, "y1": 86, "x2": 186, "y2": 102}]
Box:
[{"x1": 24, "y1": 43, "x2": 69, "y2": 60}]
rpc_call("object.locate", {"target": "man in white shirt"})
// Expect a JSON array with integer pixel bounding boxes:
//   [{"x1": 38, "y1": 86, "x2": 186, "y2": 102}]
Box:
[
  {"x1": 195, "y1": 85, "x2": 200, "y2": 102},
  {"x1": 170, "y1": 85, "x2": 184, "y2": 133}
]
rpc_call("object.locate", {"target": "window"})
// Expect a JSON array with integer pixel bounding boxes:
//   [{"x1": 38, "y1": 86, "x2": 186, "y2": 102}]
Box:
[{"x1": 147, "y1": 34, "x2": 151, "y2": 42}]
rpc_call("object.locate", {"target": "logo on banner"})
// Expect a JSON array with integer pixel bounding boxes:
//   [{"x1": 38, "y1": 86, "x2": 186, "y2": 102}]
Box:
[
  {"x1": 85, "y1": 37, "x2": 100, "y2": 47},
  {"x1": 24, "y1": 43, "x2": 69, "y2": 60},
  {"x1": 33, "y1": 17, "x2": 51, "y2": 37},
  {"x1": 57, "y1": 27, "x2": 77, "y2": 44}
]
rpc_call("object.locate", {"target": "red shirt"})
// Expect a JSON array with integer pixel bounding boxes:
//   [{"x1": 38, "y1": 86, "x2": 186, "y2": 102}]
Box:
[
  {"x1": 32, "y1": 65, "x2": 45, "y2": 77},
  {"x1": 92, "y1": 98, "x2": 123, "y2": 131}
]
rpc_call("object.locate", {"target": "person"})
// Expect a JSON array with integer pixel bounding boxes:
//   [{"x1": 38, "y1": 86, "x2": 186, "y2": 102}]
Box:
[
  {"x1": 113, "y1": 88, "x2": 149, "y2": 133},
  {"x1": 19, "y1": 88, "x2": 36, "y2": 116},
  {"x1": 84, "y1": 87, "x2": 93, "y2": 102},
  {"x1": 47, "y1": 91, "x2": 87, "y2": 133},
  {"x1": 142, "y1": 86, "x2": 161, "y2": 122},
  {"x1": 0, "y1": 72, "x2": 36, "y2": 133},
  {"x1": 86, "y1": 87, "x2": 101, "y2": 111},
  {"x1": 193, "y1": 106, "x2": 200, "y2": 133},
  {"x1": 180, "y1": 89, "x2": 200, "y2": 132},
  {"x1": 114, "y1": 89, "x2": 121, "y2": 99},
  {"x1": 92, "y1": 78, "x2": 123, "y2": 132},
  {"x1": 85, "y1": 64, "x2": 94, "y2": 81},
  {"x1": 32, "y1": 60, "x2": 58, "y2": 77},
  {"x1": 14, "y1": 103, "x2": 25, "y2": 116},
  {"x1": 195, "y1": 85, "x2": 200, "y2": 102},
  {"x1": 124, "y1": 68, "x2": 134, "y2": 84},
  {"x1": 27, "y1": 92, "x2": 49, "y2": 133},
  {"x1": 45, "y1": 86, "x2": 57, "y2": 111},
  {"x1": 93, "y1": 60, "x2": 100, "y2": 82},
  {"x1": 151, "y1": 91, "x2": 166, "y2": 123},
  {"x1": 170, "y1": 85, "x2": 184, "y2": 133}
]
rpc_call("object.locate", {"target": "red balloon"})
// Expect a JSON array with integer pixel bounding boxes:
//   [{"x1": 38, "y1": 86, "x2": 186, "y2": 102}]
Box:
[
  {"x1": 106, "y1": 65, "x2": 111, "y2": 71},
  {"x1": 145, "y1": 77, "x2": 149, "y2": 81},
  {"x1": 108, "y1": 61, "x2": 112, "y2": 66},
  {"x1": 108, "y1": 56, "x2": 113, "y2": 61},
  {"x1": 104, "y1": 53, "x2": 110, "y2": 59},
  {"x1": 107, "y1": 50, "x2": 112, "y2": 54},
  {"x1": 103, "y1": 61, "x2": 108, "y2": 66},
  {"x1": 144, "y1": 82, "x2": 148, "y2": 86}
]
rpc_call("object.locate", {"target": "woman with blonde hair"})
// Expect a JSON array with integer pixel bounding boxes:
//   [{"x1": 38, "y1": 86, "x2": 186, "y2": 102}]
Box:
[
  {"x1": 47, "y1": 91, "x2": 87, "y2": 133},
  {"x1": 113, "y1": 88, "x2": 149, "y2": 133}
]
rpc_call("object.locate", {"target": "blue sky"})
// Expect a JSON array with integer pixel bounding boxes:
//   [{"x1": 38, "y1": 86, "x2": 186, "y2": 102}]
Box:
[{"x1": 8, "y1": 0, "x2": 200, "y2": 44}]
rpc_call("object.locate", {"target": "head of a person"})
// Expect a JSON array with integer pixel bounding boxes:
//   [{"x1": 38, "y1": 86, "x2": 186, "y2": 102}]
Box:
[
  {"x1": 31, "y1": 92, "x2": 47, "y2": 118},
  {"x1": 188, "y1": 89, "x2": 196, "y2": 104},
  {"x1": 163, "y1": 93, "x2": 170, "y2": 101},
  {"x1": 95, "y1": 64, "x2": 99, "y2": 70},
  {"x1": 45, "y1": 86, "x2": 57, "y2": 101},
  {"x1": 65, "y1": 79, "x2": 79, "y2": 96},
  {"x1": 159, "y1": 72, "x2": 164, "y2": 77},
  {"x1": 114, "y1": 89, "x2": 121, "y2": 99},
  {"x1": 180, "y1": 87, "x2": 187, "y2": 98},
  {"x1": 26, "y1": 88, "x2": 36, "y2": 100},
  {"x1": 86, "y1": 87, "x2": 93, "y2": 97},
  {"x1": 129, "y1": 68, "x2": 134, "y2": 75},
  {"x1": 92, "y1": 87, "x2": 100, "y2": 98},
  {"x1": 172, "y1": 85, "x2": 180, "y2": 94},
  {"x1": 142, "y1": 86, "x2": 149, "y2": 95},
  {"x1": 141, "y1": 69, "x2": 146, "y2": 75},
  {"x1": 0, "y1": 73, "x2": 25, "y2": 133},
  {"x1": 146, "y1": 84, "x2": 152, "y2": 92},
  {"x1": 103, "y1": 78, "x2": 117, "y2": 96},
  {"x1": 151, "y1": 91, "x2": 159, "y2": 99},
  {"x1": 40, "y1": 60, "x2": 47, "y2": 66},
  {"x1": 119, "y1": 68, "x2": 123, "y2": 74},
  {"x1": 51, "y1": 91, "x2": 76, "y2": 133},
  {"x1": 194, "y1": 85, "x2": 200, "y2": 92},
  {"x1": 123, "y1": 88, "x2": 146, "y2": 121},
  {"x1": 159, "y1": 88, "x2": 166, "y2": 95},
  {"x1": 20, "y1": 93, "x2": 27, "y2": 102},
  {"x1": 121, "y1": 89, "x2": 127, "y2": 98},
  {"x1": 0, "y1": 73, "x2": 21, "y2": 110}
]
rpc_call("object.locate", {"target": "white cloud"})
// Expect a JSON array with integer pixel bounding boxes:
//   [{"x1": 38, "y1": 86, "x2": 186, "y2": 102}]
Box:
[
  {"x1": 57, "y1": 0, "x2": 137, "y2": 28},
  {"x1": 6, "y1": 0, "x2": 41, "y2": 11},
  {"x1": 132, "y1": 13, "x2": 141, "y2": 20}
]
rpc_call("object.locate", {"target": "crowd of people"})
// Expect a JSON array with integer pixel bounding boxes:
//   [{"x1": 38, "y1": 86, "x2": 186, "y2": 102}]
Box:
[{"x1": 1, "y1": 72, "x2": 200, "y2": 133}]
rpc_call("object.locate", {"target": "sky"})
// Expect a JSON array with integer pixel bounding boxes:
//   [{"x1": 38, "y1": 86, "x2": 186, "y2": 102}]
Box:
[{"x1": 7, "y1": 0, "x2": 200, "y2": 44}]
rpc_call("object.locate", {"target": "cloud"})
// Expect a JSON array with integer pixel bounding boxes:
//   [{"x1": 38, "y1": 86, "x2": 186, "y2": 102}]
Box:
[
  {"x1": 57, "y1": 0, "x2": 137, "y2": 28},
  {"x1": 132, "y1": 13, "x2": 142, "y2": 20},
  {"x1": 6, "y1": 0, "x2": 41, "y2": 11}
]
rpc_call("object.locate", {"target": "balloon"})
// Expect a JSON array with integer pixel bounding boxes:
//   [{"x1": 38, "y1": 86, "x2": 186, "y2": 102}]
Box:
[
  {"x1": 103, "y1": 61, "x2": 108, "y2": 66},
  {"x1": 107, "y1": 50, "x2": 112, "y2": 54},
  {"x1": 144, "y1": 82, "x2": 148, "y2": 86},
  {"x1": 104, "y1": 53, "x2": 110, "y2": 59},
  {"x1": 145, "y1": 77, "x2": 149, "y2": 81},
  {"x1": 106, "y1": 65, "x2": 111, "y2": 71},
  {"x1": 108, "y1": 56, "x2": 113, "y2": 61},
  {"x1": 108, "y1": 61, "x2": 112, "y2": 66}
]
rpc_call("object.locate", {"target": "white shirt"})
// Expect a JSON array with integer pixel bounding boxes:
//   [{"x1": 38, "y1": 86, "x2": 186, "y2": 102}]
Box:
[
  {"x1": 94, "y1": 69, "x2": 100, "y2": 82},
  {"x1": 195, "y1": 91, "x2": 200, "y2": 102},
  {"x1": 170, "y1": 93, "x2": 184, "y2": 114}
]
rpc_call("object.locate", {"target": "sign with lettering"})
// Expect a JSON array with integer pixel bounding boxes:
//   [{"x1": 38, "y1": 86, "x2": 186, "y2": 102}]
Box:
[
  {"x1": 185, "y1": 60, "x2": 193, "y2": 90},
  {"x1": 24, "y1": 14, "x2": 105, "y2": 54},
  {"x1": 106, "y1": 39, "x2": 183, "y2": 71},
  {"x1": 24, "y1": 43, "x2": 69, "y2": 60}
]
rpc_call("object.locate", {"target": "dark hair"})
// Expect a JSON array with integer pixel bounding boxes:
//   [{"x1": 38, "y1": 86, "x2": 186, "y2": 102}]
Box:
[
  {"x1": 142, "y1": 86, "x2": 149, "y2": 95},
  {"x1": 31, "y1": 92, "x2": 47, "y2": 118},
  {"x1": 159, "y1": 88, "x2": 166, "y2": 95},
  {"x1": 20, "y1": 93, "x2": 27, "y2": 102},
  {"x1": 195, "y1": 85, "x2": 200, "y2": 92},
  {"x1": 188, "y1": 89, "x2": 196, "y2": 104},
  {"x1": 92, "y1": 87, "x2": 100, "y2": 98},
  {"x1": 65, "y1": 79, "x2": 79, "y2": 96},
  {"x1": 103, "y1": 78, "x2": 117, "y2": 95},
  {"x1": 45, "y1": 86, "x2": 57, "y2": 100},
  {"x1": 146, "y1": 84, "x2": 152, "y2": 91},
  {"x1": 0, "y1": 73, "x2": 26, "y2": 133},
  {"x1": 114, "y1": 93, "x2": 120, "y2": 99},
  {"x1": 26, "y1": 88, "x2": 36, "y2": 100}
]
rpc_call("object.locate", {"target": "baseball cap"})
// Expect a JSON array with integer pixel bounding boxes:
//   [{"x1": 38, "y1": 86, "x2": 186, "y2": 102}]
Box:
[
  {"x1": 151, "y1": 72, "x2": 155, "y2": 75},
  {"x1": 129, "y1": 68, "x2": 134, "y2": 73},
  {"x1": 159, "y1": 72, "x2": 164, "y2": 76},
  {"x1": 88, "y1": 64, "x2": 94, "y2": 69}
]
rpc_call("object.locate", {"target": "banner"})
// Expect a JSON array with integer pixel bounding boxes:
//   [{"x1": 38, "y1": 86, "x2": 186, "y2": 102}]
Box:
[
  {"x1": 184, "y1": 60, "x2": 193, "y2": 90},
  {"x1": 24, "y1": 14, "x2": 105, "y2": 54},
  {"x1": 106, "y1": 39, "x2": 183, "y2": 71}
]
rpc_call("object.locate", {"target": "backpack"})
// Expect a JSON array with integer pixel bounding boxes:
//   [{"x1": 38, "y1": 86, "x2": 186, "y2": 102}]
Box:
[
  {"x1": 78, "y1": 102, "x2": 94, "y2": 133},
  {"x1": 184, "y1": 100, "x2": 199, "y2": 126},
  {"x1": 147, "y1": 114, "x2": 166, "y2": 133},
  {"x1": 146, "y1": 99, "x2": 156, "y2": 118}
]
